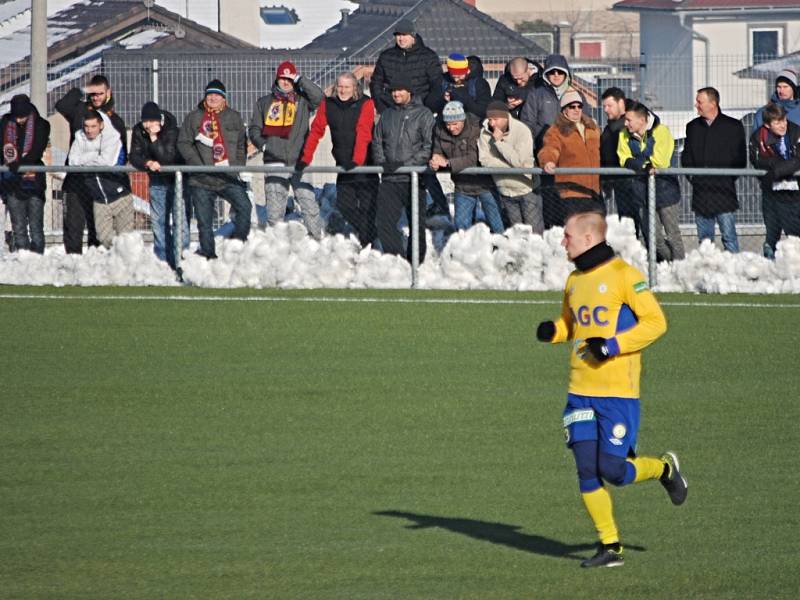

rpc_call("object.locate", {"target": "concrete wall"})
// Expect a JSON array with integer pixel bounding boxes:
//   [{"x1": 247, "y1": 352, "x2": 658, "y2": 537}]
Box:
[
  {"x1": 219, "y1": 0, "x2": 260, "y2": 47},
  {"x1": 639, "y1": 12, "x2": 692, "y2": 110}
]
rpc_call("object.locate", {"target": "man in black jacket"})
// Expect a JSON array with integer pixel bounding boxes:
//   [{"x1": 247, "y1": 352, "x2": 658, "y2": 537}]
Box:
[
  {"x1": 600, "y1": 87, "x2": 640, "y2": 238},
  {"x1": 0, "y1": 94, "x2": 50, "y2": 253},
  {"x1": 681, "y1": 87, "x2": 746, "y2": 253},
  {"x1": 56, "y1": 75, "x2": 127, "y2": 253},
  {"x1": 433, "y1": 54, "x2": 492, "y2": 119},
  {"x1": 372, "y1": 77, "x2": 435, "y2": 263},
  {"x1": 369, "y1": 19, "x2": 443, "y2": 115},
  {"x1": 130, "y1": 101, "x2": 187, "y2": 268},
  {"x1": 492, "y1": 57, "x2": 540, "y2": 119}
]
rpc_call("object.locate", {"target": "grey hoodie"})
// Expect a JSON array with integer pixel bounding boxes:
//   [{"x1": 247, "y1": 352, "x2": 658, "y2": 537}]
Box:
[{"x1": 520, "y1": 54, "x2": 572, "y2": 151}]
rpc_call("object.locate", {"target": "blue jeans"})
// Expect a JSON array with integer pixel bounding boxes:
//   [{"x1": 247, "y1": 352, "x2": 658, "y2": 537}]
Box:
[
  {"x1": 191, "y1": 182, "x2": 251, "y2": 258},
  {"x1": 150, "y1": 184, "x2": 190, "y2": 267},
  {"x1": 5, "y1": 193, "x2": 44, "y2": 253},
  {"x1": 695, "y1": 211, "x2": 739, "y2": 253},
  {"x1": 454, "y1": 191, "x2": 504, "y2": 233}
]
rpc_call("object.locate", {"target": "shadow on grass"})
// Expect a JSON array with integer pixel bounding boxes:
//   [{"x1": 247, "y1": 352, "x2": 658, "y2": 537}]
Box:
[{"x1": 374, "y1": 510, "x2": 646, "y2": 561}]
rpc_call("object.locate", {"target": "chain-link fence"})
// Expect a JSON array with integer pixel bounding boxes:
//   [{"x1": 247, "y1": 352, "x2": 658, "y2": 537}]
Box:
[{"x1": 3, "y1": 164, "x2": 796, "y2": 288}]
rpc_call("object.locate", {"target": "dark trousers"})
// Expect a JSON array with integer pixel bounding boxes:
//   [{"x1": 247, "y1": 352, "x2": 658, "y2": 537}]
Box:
[
  {"x1": 191, "y1": 183, "x2": 251, "y2": 258},
  {"x1": 422, "y1": 171, "x2": 449, "y2": 215},
  {"x1": 337, "y1": 174, "x2": 378, "y2": 247},
  {"x1": 376, "y1": 177, "x2": 426, "y2": 264},
  {"x1": 776, "y1": 197, "x2": 800, "y2": 238},
  {"x1": 6, "y1": 193, "x2": 45, "y2": 253},
  {"x1": 603, "y1": 179, "x2": 642, "y2": 238},
  {"x1": 540, "y1": 174, "x2": 561, "y2": 229},
  {"x1": 63, "y1": 191, "x2": 99, "y2": 254}
]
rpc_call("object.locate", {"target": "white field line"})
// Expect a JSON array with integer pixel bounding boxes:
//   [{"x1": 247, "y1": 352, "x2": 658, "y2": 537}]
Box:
[{"x1": 0, "y1": 293, "x2": 799, "y2": 309}]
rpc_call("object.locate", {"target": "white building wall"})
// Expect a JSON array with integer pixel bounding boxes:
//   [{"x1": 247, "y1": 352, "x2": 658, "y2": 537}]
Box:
[{"x1": 156, "y1": 0, "x2": 219, "y2": 31}]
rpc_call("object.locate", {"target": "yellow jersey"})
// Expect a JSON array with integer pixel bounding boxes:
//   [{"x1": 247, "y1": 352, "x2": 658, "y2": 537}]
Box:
[{"x1": 551, "y1": 256, "x2": 667, "y2": 398}]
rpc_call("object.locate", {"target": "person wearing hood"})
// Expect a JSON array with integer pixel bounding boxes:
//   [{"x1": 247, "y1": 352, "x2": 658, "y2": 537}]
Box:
[
  {"x1": 130, "y1": 101, "x2": 188, "y2": 268},
  {"x1": 369, "y1": 19, "x2": 443, "y2": 115},
  {"x1": 178, "y1": 79, "x2": 249, "y2": 259},
  {"x1": 618, "y1": 102, "x2": 685, "y2": 262},
  {"x1": 433, "y1": 53, "x2": 492, "y2": 119},
  {"x1": 372, "y1": 77, "x2": 435, "y2": 263},
  {"x1": 492, "y1": 56, "x2": 541, "y2": 119},
  {"x1": 538, "y1": 89, "x2": 603, "y2": 225},
  {"x1": 67, "y1": 110, "x2": 133, "y2": 250},
  {"x1": 521, "y1": 54, "x2": 573, "y2": 229},
  {"x1": 0, "y1": 94, "x2": 50, "y2": 253},
  {"x1": 249, "y1": 61, "x2": 325, "y2": 240},
  {"x1": 749, "y1": 102, "x2": 800, "y2": 258},
  {"x1": 752, "y1": 68, "x2": 800, "y2": 132},
  {"x1": 478, "y1": 101, "x2": 543, "y2": 233},
  {"x1": 56, "y1": 75, "x2": 127, "y2": 254},
  {"x1": 300, "y1": 71, "x2": 378, "y2": 247}
]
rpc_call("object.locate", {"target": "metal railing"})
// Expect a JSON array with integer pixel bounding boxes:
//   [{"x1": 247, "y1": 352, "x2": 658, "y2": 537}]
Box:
[{"x1": 1, "y1": 164, "x2": 782, "y2": 288}]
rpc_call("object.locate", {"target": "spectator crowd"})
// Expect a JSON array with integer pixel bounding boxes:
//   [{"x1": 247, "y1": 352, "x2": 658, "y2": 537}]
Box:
[{"x1": 1, "y1": 18, "x2": 799, "y2": 266}]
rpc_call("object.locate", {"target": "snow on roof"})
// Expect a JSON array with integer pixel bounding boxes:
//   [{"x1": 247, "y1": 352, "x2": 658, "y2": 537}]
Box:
[{"x1": 259, "y1": 0, "x2": 358, "y2": 49}]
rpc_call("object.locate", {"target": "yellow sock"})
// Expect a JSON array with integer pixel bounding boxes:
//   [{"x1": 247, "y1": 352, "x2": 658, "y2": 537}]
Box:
[
  {"x1": 581, "y1": 487, "x2": 618, "y2": 545},
  {"x1": 628, "y1": 456, "x2": 666, "y2": 483}
]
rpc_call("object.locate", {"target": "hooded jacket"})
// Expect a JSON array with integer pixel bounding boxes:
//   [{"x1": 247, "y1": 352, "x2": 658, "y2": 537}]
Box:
[
  {"x1": 752, "y1": 92, "x2": 800, "y2": 132},
  {"x1": 431, "y1": 113, "x2": 493, "y2": 195},
  {"x1": 681, "y1": 111, "x2": 746, "y2": 217},
  {"x1": 0, "y1": 109, "x2": 50, "y2": 198},
  {"x1": 617, "y1": 111, "x2": 680, "y2": 208},
  {"x1": 520, "y1": 54, "x2": 572, "y2": 151},
  {"x1": 369, "y1": 33, "x2": 443, "y2": 114},
  {"x1": 538, "y1": 112, "x2": 601, "y2": 200},
  {"x1": 129, "y1": 109, "x2": 180, "y2": 187},
  {"x1": 434, "y1": 56, "x2": 492, "y2": 119},
  {"x1": 66, "y1": 111, "x2": 130, "y2": 204},
  {"x1": 372, "y1": 96, "x2": 435, "y2": 181},
  {"x1": 177, "y1": 100, "x2": 247, "y2": 192},
  {"x1": 248, "y1": 76, "x2": 324, "y2": 165},
  {"x1": 478, "y1": 114, "x2": 534, "y2": 197},
  {"x1": 750, "y1": 120, "x2": 800, "y2": 201}
]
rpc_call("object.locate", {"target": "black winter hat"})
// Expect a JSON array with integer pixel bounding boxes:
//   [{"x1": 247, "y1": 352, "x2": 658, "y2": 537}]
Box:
[
  {"x1": 140, "y1": 101, "x2": 162, "y2": 121},
  {"x1": 389, "y1": 76, "x2": 413, "y2": 92},
  {"x1": 10, "y1": 94, "x2": 34, "y2": 118},
  {"x1": 205, "y1": 79, "x2": 227, "y2": 98},
  {"x1": 393, "y1": 19, "x2": 415, "y2": 35}
]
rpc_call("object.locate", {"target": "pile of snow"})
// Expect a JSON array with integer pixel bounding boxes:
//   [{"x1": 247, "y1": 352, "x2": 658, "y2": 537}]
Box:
[{"x1": 2, "y1": 218, "x2": 800, "y2": 293}]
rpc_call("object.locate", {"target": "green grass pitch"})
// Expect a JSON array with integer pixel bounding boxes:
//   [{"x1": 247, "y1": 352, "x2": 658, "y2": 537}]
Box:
[{"x1": 1, "y1": 287, "x2": 798, "y2": 599}]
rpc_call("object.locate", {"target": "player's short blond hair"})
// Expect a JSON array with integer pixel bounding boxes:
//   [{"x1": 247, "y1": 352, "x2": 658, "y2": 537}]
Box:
[{"x1": 566, "y1": 208, "x2": 607, "y2": 240}]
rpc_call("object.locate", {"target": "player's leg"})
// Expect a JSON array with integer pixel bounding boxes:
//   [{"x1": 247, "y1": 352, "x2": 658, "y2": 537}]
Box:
[{"x1": 564, "y1": 395, "x2": 624, "y2": 567}]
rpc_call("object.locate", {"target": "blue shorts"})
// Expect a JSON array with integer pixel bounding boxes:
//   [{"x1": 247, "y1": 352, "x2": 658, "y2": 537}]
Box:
[{"x1": 562, "y1": 393, "x2": 640, "y2": 458}]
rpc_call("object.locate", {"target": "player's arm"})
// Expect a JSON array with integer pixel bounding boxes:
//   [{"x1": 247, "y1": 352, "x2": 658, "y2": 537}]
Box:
[
  {"x1": 537, "y1": 276, "x2": 574, "y2": 343},
  {"x1": 613, "y1": 270, "x2": 667, "y2": 354}
]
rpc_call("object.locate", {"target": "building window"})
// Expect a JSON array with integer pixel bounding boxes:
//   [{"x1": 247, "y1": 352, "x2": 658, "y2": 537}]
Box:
[
  {"x1": 751, "y1": 27, "x2": 783, "y2": 64},
  {"x1": 578, "y1": 41, "x2": 603, "y2": 59},
  {"x1": 261, "y1": 6, "x2": 299, "y2": 25}
]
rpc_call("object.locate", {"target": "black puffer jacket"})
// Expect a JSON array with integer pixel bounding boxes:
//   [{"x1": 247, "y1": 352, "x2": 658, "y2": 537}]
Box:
[
  {"x1": 372, "y1": 97, "x2": 435, "y2": 181},
  {"x1": 750, "y1": 120, "x2": 800, "y2": 201},
  {"x1": 129, "y1": 110, "x2": 180, "y2": 186},
  {"x1": 491, "y1": 57, "x2": 541, "y2": 119},
  {"x1": 434, "y1": 55, "x2": 492, "y2": 119},
  {"x1": 0, "y1": 110, "x2": 50, "y2": 198},
  {"x1": 520, "y1": 54, "x2": 572, "y2": 151},
  {"x1": 369, "y1": 34, "x2": 443, "y2": 114}
]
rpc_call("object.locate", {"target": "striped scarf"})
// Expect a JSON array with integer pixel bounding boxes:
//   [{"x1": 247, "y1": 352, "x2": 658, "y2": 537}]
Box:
[
  {"x1": 199, "y1": 100, "x2": 229, "y2": 165},
  {"x1": 3, "y1": 113, "x2": 35, "y2": 165}
]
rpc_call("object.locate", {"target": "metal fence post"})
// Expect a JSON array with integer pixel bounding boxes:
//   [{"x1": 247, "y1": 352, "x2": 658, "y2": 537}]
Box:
[
  {"x1": 174, "y1": 170, "x2": 184, "y2": 276},
  {"x1": 647, "y1": 171, "x2": 657, "y2": 287},
  {"x1": 152, "y1": 58, "x2": 159, "y2": 104},
  {"x1": 410, "y1": 170, "x2": 419, "y2": 289},
  {"x1": 639, "y1": 51, "x2": 647, "y2": 103}
]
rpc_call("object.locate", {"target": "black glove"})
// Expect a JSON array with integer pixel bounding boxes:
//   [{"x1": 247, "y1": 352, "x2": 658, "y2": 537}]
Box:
[
  {"x1": 536, "y1": 321, "x2": 555, "y2": 342},
  {"x1": 383, "y1": 162, "x2": 402, "y2": 173},
  {"x1": 342, "y1": 160, "x2": 358, "y2": 171},
  {"x1": 583, "y1": 337, "x2": 615, "y2": 362},
  {"x1": 294, "y1": 160, "x2": 308, "y2": 173}
]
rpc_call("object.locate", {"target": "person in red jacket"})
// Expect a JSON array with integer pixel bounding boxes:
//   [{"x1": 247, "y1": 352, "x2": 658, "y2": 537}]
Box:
[{"x1": 301, "y1": 72, "x2": 378, "y2": 247}]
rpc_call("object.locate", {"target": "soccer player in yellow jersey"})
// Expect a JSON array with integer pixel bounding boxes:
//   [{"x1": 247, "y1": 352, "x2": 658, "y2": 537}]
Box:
[{"x1": 537, "y1": 207, "x2": 687, "y2": 568}]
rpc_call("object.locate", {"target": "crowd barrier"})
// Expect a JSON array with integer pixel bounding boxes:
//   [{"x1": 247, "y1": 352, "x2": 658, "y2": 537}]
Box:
[{"x1": 0, "y1": 164, "x2": 789, "y2": 288}]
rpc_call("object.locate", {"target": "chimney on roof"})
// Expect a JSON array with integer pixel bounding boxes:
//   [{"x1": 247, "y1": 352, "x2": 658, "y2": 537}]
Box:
[{"x1": 341, "y1": 8, "x2": 350, "y2": 27}]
